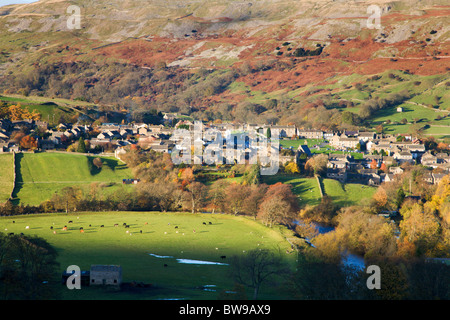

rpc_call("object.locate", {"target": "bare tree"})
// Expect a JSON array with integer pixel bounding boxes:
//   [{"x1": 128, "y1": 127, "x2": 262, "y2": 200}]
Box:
[{"x1": 229, "y1": 249, "x2": 288, "y2": 300}]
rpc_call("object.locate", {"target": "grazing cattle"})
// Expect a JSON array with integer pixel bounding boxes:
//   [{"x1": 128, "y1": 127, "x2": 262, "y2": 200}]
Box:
[
  {"x1": 123, "y1": 223, "x2": 127, "y2": 226},
  {"x1": 220, "y1": 256, "x2": 226, "y2": 260},
  {"x1": 114, "y1": 224, "x2": 119, "y2": 227},
  {"x1": 209, "y1": 222, "x2": 212, "y2": 225},
  {"x1": 79, "y1": 227, "x2": 83, "y2": 230},
  {"x1": 50, "y1": 226, "x2": 53, "y2": 230},
  {"x1": 144, "y1": 222, "x2": 148, "y2": 225},
  {"x1": 164, "y1": 264, "x2": 168, "y2": 267},
  {"x1": 8, "y1": 232, "x2": 14, "y2": 236},
  {"x1": 12, "y1": 221, "x2": 15, "y2": 224},
  {"x1": 100, "y1": 225, "x2": 104, "y2": 228},
  {"x1": 68, "y1": 221, "x2": 73, "y2": 223},
  {"x1": 80, "y1": 229, "x2": 84, "y2": 233},
  {"x1": 140, "y1": 230, "x2": 142, "y2": 234},
  {"x1": 203, "y1": 222, "x2": 206, "y2": 225},
  {"x1": 174, "y1": 226, "x2": 178, "y2": 229},
  {"x1": 62, "y1": 227, "x2": 67, "y2": 231},
  {"x1": 125, "y1": 225, "x2": 130, "y2": 228}
]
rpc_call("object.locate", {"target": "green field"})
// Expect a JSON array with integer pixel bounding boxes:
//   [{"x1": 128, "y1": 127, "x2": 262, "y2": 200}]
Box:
[
  {"x1": 12, "y1": 153, "x2": 133, "y2": 205},
  {"x1": 262, "y1": 174, "x2": 376, "y2": 208},
  {"x1": 0, "y1": 154, "x2": 14, "y2": 202},
  {"x1": 0, "y1": 94, "x2": 96, "y2": 125},
  {"x1": 0, "y1": 211, "x2": 296, "y2": 300},
  {"x1": 262, "y1": 175, "x2": 322, "y2": 207},
  {"x1": 321, "y1": 178, "x2": 377, "y2": 207}
]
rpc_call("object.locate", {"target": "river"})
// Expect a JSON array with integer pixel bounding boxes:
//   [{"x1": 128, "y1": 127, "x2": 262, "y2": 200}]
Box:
[{"x1": 297, "y1": 220, "x2": 366, "y2": 271}]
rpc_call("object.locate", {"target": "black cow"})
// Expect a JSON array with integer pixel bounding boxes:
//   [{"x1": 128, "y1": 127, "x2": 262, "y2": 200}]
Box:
[
  {"x1": 209, "y1": 222, "x2": 212, "y2": 225},
  {"x1": 203, "y1": 222, "x2": 206, "y2": 225},
  {"x1": 220, "y1": 256, "x2": 226, "y2": 260},
  {"x1": 50, "y1": 226, "x2": 53, "y2": 230},
  {"x1": 100, "y1": 225, "x2": 104, "y2": 228},
  {"x1": 68, "y1": 221, "x2": 73, "y2": 223}
]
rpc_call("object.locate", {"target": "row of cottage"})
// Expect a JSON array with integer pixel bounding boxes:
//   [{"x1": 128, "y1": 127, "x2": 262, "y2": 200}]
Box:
[
  {"x1": 1, "y1": 119, "x2": 449, "y2": 185},
  {"x1": 324, "y1": 152, "x2": 449, "y2": 186}
]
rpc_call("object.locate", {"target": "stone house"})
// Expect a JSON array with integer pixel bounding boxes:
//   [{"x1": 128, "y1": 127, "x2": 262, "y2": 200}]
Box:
[{"x1": 90, "y1": 265, "x2": 122, "y2": 287}]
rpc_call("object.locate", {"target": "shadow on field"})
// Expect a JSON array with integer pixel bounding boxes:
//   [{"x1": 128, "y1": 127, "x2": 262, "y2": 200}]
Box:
[
  {"x1": 11, "y1": 153, "x2": 24, "y2": 205},
  {"x1": 86, "y1": 156, "x2": 129, "y2": 176}
]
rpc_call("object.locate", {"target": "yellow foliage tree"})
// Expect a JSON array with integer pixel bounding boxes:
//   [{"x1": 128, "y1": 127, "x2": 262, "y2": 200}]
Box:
[{"x1": 284, "y1": 161, "x2": 300, "y2": 174}]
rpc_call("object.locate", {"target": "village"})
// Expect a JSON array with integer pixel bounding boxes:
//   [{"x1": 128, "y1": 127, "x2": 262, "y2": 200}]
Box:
[{"x1": 0, "y1": 114, "x2": 448, "y2": 188}]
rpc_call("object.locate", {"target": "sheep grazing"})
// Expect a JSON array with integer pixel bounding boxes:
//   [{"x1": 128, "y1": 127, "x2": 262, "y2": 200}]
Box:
[{"x1": 25, "y1": 226, "x2": 29, "y2": 229}]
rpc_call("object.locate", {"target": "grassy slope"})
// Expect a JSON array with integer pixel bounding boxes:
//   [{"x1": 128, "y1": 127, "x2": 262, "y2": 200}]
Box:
[
  {"x1": 0, "y1": 94, "x2": 95, "y2": 124},
  {"x1": 0, "y1": 211, "x2": 296, "y2": 300},
  {"x1": 321, "y1": 178, "x2": 377, "y2": 208},
  {"x1": 13, "y1": 153, "x2": 133, "y2": 205},
  {"x1": 0, "y1": 153, "x2": 14, "y2": 202},
  {"x1": 261, "y1": 174, "x2": 322, "y2": 207}
]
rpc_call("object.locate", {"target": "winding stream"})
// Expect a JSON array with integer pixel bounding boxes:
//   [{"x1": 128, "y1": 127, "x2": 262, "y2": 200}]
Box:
[{"x1": 298, "y1": 220, "x2": 366, "y2": 271}]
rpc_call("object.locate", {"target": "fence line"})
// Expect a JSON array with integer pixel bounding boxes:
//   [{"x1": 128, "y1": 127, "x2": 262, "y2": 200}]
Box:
[
  {"x1": 9, "y1": 151, "x2": 16, "y2": 201},
  {"x1": 315, "y1": 174, "x2": 324, "y2": 198}
]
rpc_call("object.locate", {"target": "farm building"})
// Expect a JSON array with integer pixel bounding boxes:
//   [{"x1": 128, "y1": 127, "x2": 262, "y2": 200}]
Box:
[{"x1": 90, "y1": 265, "x2": 122, "y2": 287}]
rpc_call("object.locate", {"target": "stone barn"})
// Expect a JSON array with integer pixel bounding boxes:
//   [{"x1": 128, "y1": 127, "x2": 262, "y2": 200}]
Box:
[{"x1": 90, "y1": 265, "x2": 122, "y2": 288}]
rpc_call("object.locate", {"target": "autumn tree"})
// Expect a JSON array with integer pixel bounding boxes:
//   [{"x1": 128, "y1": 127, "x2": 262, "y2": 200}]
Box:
[
  {"x1": 257, "y1": 182, "x2": 299, "y2": 227},
  {"x1": 93, "y1": 157, "x2": 103, "y2": 169},
  {"x1": 242, "y1": 184, "x2": 268, "y2": 220},
  {"x1": 19, "y1": 135, "x2": 37, "y2": 150},
  {"x1": 399, "y1": 202, "x2": 441, "y2": 257},
  {"x1": 208, "y1": 180, "x2": 228, "y2": 214},
  {"x1": 284, "y1": 161, "x2": 300, "y2": 174},
  {"x1": 370, "y1": 159, "x2": 378, "y2": 169},
  {"x1": 225, "y1": 183, "x2": 250, "y2": 215},
  {"x1": 185, "y1": 181, "x2": 207, "y2": 213},
  {"x1": 304, "y1": 153, "x2": 328, "y2": 177}
]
